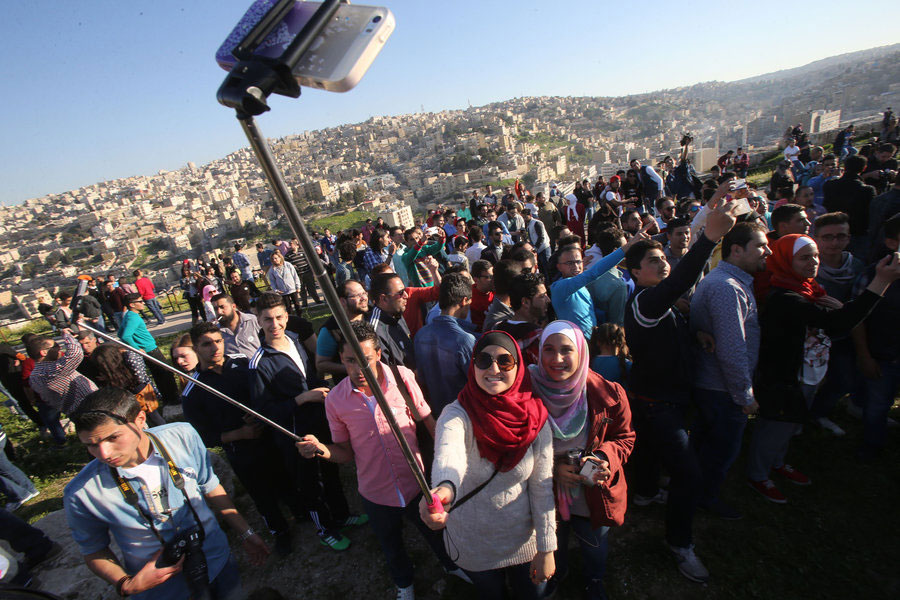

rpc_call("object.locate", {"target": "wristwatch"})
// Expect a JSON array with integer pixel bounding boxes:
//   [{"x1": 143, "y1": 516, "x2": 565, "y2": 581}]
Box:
[{"x1": 237, "y1": 528, "x2": 256, "y2": 543}]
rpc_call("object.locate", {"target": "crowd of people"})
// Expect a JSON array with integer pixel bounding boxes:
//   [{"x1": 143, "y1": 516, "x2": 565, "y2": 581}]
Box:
[{"x1": 1, "y1": 129, "x2": 899, "y2": 600}]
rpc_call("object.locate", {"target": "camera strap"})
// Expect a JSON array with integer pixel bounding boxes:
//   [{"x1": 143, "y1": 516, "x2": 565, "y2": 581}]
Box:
[{"x1": 109, "y1": 431, "x2": 204, "y2": 543}]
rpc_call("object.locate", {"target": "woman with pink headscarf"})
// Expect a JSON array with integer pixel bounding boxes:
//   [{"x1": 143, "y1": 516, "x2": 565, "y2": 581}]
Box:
[{"x1": 529, "y1": 320, "x2": 634, "y2": 599}]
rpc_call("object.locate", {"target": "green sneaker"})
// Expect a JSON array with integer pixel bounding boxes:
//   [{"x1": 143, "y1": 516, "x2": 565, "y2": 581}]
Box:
[
  {"x1": 340, "y1": 514, "x2": 369, "y2": 529},
  {"x1": 319, "y1": 532, "x2": 351, "y2": 551}
]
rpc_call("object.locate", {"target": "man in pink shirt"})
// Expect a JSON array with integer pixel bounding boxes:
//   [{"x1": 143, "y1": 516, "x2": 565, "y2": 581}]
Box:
[
  {"x1": 132, "y1": 269, "x2": 165, "y2": 325},
  {"x1": 297, "y1": 321, "x2": 466, "y2": 599}
]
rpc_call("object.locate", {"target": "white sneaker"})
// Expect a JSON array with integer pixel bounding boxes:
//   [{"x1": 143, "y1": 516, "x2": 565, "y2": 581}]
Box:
[
  {"x1": 444, "y1": 567, "x2": 472, "y2": 584},
  {"x1": 815, "y1": 417, "x2": 846, "y2": 436},
  {"x1": 633, "y1": 489, "x2": 668, "y2": 506},
  {"x1": 5, "y1": 490, "x2": 40, "y2": 512},
  {"x1": 667, "y1": 543, "x2": 710, "y2": 583},
  {"x1": 396, "y1": 585, "x2": 415, "y2": 600}
]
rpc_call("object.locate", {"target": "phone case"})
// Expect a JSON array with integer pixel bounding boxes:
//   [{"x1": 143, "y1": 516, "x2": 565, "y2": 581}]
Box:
[{"x1": 216, "y1": 0, "x2": 394, "y2": 92}]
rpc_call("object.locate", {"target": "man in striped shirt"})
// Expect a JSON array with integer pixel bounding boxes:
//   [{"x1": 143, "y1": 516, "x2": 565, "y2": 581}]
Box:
[{"x1": 27, "y1": 330, "x2": 98, "y2": 444}]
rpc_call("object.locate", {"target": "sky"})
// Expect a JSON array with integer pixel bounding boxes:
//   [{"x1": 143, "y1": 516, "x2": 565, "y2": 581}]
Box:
[{"x1": 1, "y1": 0, "x2": 898, "y2": 206}]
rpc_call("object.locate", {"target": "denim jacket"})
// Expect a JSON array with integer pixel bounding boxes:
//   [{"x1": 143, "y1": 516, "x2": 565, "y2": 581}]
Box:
[
  {"x1": 63, "y1": 422, "x2": 230, "y2": 600},
  {"x1": 413, "y1": 315, "x2": 477, "y2": 416}
]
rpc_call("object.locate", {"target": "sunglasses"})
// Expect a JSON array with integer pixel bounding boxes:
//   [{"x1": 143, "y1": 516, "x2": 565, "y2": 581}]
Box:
[{"x1": 474, "y1": 351, "x2": 517, "y2": 371}]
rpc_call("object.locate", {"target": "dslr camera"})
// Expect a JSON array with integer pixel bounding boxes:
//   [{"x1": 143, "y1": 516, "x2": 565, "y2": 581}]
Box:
[
  {"x1": 680, "y1": 133, "x2": 693, "y2": 147},
  {"x1": 156, "y1": 528, "x2": 212, "y2": 600}
]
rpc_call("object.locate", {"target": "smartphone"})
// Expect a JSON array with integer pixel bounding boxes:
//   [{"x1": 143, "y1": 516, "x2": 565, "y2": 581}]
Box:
[{"x1": 216, "y1": 1, "x2": 395, "y2": 93}]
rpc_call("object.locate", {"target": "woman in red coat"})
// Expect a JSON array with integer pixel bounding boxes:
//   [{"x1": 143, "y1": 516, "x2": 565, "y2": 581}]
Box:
[
  {"x1": 529, "y1": 320, "x2": 634, "y2": 599},
  {"x1": 563, "y1": 193, "x2": 587, "y2": 247}
]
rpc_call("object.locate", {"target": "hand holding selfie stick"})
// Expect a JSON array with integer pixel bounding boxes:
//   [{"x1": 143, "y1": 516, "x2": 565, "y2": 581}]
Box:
[
  {"x1": 217, "y1": 0, "x2": 442, "y2": 514},
  {"x1": 76, "y1": 322, "x2": 304, "y2": 445}
]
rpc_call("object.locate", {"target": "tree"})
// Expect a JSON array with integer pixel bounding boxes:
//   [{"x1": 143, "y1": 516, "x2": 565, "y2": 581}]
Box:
[
  {"x1": 352, "y1": 186, "x2": 367, "y2": 203},
  {"x1": 522, "y1": 173, "x2": 537, "y2": 189}
]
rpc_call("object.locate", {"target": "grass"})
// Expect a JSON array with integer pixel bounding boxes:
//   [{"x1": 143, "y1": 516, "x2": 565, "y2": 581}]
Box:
[{"x1": 308, "y1": 210, "x2": 376, "y2": 233}]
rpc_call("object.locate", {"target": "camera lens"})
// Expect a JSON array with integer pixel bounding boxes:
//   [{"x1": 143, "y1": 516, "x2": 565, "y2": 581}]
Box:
[{"x1": 372, "y1": 15, "x2": 382, "y2": 23}]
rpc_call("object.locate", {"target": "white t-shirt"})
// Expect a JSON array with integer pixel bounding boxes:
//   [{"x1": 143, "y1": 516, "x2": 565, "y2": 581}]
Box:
[
  {"x1": 465, "y1": 241, "x2": 487, "y2": 266},
  {"x1": 281, "y1": 339, "x2": 308, "y2": 378},
  {"x1": 784, "y1": 146, "x2": 800, "y2": 161},
  {"x1": 119, "y1": 450, "x2": 170, "y2": 515}
]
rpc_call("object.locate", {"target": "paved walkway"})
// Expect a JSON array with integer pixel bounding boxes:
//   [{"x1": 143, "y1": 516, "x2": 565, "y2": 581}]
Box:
[{"x1": 146, "y1": 309, "x2": 195, "y2": 339}]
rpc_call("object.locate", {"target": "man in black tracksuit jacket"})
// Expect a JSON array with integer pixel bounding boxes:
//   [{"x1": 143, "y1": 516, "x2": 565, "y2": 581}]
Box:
[
  {"x1": 623, "y1": 190, "x2": 739, "y2": 583},
  {"x1": 182, "y1": 322, "x2": 304, "y2": 555}
]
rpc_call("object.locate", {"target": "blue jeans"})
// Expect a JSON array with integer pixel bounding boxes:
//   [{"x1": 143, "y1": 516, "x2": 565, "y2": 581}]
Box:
[
  {"x1": 691, "y1": 388, "x2": 748, "y2": 505},
  {"x1": 144, "y1": 297, "x2": 166, "y2": 324},
  {"x1": 629, "y1": 398, "x2": 700, "y2": 548},
  {"x1": 464, "y1": 562, "x2": 545, "y2": 600},
  {"x1": 36, "y1": 402, "x2": 66, "y2": 444},
  {"x1": 861, "y1": 359, "x2": 900, "y2": 453},
  {"x1": 556, "y1": 516, "x2": 610, "y2": 600},
  {"x1": 360, "y1": 493, "x2": 454, "y2": 588},
  {"x1": 0, "y1": 436, "x2": 37, "y2": 502},
  {"x1": 0, "y1": 508, "x2": 53, "y2": 560}
]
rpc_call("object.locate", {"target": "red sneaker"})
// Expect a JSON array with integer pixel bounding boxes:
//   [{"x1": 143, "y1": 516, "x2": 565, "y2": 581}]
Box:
[
  {"x1": 773, "y1": 464, "x2": 811, "y2": 485},
  {"x1": 747, "y1": 479, "x2": 787, "y2": 504}
]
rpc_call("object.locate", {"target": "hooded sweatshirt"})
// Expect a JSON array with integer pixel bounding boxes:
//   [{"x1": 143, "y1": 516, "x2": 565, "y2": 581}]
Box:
[{"x1": 815, "y1": 251, "x2": 865, "y2": 302}]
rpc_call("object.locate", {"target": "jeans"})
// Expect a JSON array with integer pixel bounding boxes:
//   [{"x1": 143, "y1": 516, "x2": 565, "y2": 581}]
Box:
[
  {"x1": 0, "y1": 436, "x2": 37, "y2": 502},
  {"x1": 282, "y1": 291, "x2": 303, "y2": 315},
  {"x1": 360, "y1": 493, "x2": 455, "y2": 588},
  {"x1": 113, "y1": 311, "x2": 125, "y2": 329},
  {"x1": 36, "y1": 401, "x2": 66, "y2": 444},
  {"x1": 629, "y1": 398, "x2": 700, "y2": 548},
  {"x1": 299, "y1": 270, "x2": 322, "y2": 306},
  {"x1": 746, "y1": 418, "x2": 795, "y2": 481},
  {"x1": 555, "y1": 516, "x2": 610, "y2": 600},
  {"x1": 690, "y1": 388, "x2": 748, "y2": 505},
  {"x1": 0, "y1": 508, "x2": 53, "y2": 561},
  {"x1": 537, "y1": 247, "x2": 551, "y2": 276},
  {"x1": 464, "y1": 562, "x2": 545, "y2": 600},
  {"x1": 861, "y1": 359, "x2": 900, "y2": 453},
  {"x1": 144, "y1": 297, "x2": 166, "y2": 324}
]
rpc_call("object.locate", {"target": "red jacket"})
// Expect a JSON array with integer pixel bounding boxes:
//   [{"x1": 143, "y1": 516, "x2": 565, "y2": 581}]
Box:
[
  {"x1": 581, "y1": 371, "x2": 635, "y2": 528},
  {"x1": 404, "y1": 284, "x2": 440, "y2": 338}
]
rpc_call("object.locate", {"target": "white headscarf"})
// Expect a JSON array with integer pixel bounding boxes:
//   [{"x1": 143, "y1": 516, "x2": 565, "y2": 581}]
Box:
[{"x1": 565, "y1": 193, "x2": 579, "y2": 221}]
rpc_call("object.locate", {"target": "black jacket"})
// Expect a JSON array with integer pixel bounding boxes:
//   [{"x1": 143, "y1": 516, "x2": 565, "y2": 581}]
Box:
[
  {"x1": 823, "y1": 175, "x2": 876, "y2": 236},
  {"x1": 755, "y1": 288, "x2": 881, "y2": 422}
]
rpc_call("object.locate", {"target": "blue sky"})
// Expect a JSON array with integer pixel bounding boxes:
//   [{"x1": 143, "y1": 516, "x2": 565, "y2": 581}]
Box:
[{"x1": 1, "y1": 0, "x2": 897, "y2": 206}]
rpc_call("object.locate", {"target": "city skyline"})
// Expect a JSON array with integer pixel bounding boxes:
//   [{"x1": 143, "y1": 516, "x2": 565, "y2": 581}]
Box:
[{"x1": 2, "y1": 0, "x2": 899, "y2": 206}]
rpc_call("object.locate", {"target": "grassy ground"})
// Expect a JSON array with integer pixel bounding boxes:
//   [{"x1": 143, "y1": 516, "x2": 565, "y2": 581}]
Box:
[{"x1": 308, "y1": 210, "x2": 376, "y2": 233}]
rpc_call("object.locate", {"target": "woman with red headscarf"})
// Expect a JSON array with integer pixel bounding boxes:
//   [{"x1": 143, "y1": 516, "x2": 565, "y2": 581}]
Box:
[
  {"x1": 747, "y1": 234, "x2": 900, "y2": 503},
  {"x1": 419, "y1": 330, "x2": 555, "y2": 599}
]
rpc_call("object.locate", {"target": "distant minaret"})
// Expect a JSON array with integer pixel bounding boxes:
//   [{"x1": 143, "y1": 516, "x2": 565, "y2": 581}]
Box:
[{"x1": 421, "y1": 104, "x2": 425, "y2": 113}]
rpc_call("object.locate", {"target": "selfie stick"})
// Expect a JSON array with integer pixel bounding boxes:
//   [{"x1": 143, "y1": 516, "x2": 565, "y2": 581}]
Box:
[
  {"x1": 217, "y1": 0, "x2": 443, "y2": 514},
  {"x1": 75, "y1": 323, "x2": 303, "y2": 444}
]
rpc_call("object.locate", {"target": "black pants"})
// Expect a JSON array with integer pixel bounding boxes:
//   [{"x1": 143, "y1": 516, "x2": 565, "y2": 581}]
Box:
[
  {"x1": 229, "y1": 442, "x2": 305, "y2": 535},
  {"x1": 629, "y1": 399, "x2": 701, "y2": 548},
  {"x1": 187, "y1": 295, "x2": 205, "y2": 323},
  {"x1": 146, "y1": 348, "x2": 182, "y2": 406},
  {"x1": 282, "y1": 292, "x2": 303, "y2": 315},
  {"x1": 298, "y1": 270, "x2": 321, "y2": 306}
]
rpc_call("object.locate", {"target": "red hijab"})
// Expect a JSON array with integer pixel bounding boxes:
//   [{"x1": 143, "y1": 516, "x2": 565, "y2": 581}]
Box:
[
  {"x1": 757, "y1": 233, "x2": 826, "y2": 302},
  {"x1": 457, "y1": 331, "x2": 548, "y2": 473}
]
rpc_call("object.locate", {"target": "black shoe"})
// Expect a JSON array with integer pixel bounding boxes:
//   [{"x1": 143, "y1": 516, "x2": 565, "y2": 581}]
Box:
[{"x1": 274, "y1": 531, "x2": 292, "y2": 557}]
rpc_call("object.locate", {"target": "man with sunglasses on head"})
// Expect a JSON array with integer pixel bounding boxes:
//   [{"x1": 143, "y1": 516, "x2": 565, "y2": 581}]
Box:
[
  {"x1": 367, "y1": 273, "x2": 416, "y2": 369},
  {"x1": 63, "y1": 387, "x2": 268, "y2": 600}
]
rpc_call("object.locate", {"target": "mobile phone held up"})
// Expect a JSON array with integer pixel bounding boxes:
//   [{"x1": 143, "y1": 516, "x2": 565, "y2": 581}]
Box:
[{"x1": 216, "y1": 1, "x2": 395, "y2": 93}]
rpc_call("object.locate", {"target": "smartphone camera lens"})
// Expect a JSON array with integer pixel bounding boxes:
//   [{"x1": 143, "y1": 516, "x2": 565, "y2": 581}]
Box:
[{"x1": 372, "y1": 16, "x2": 382, "y2": 23}]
